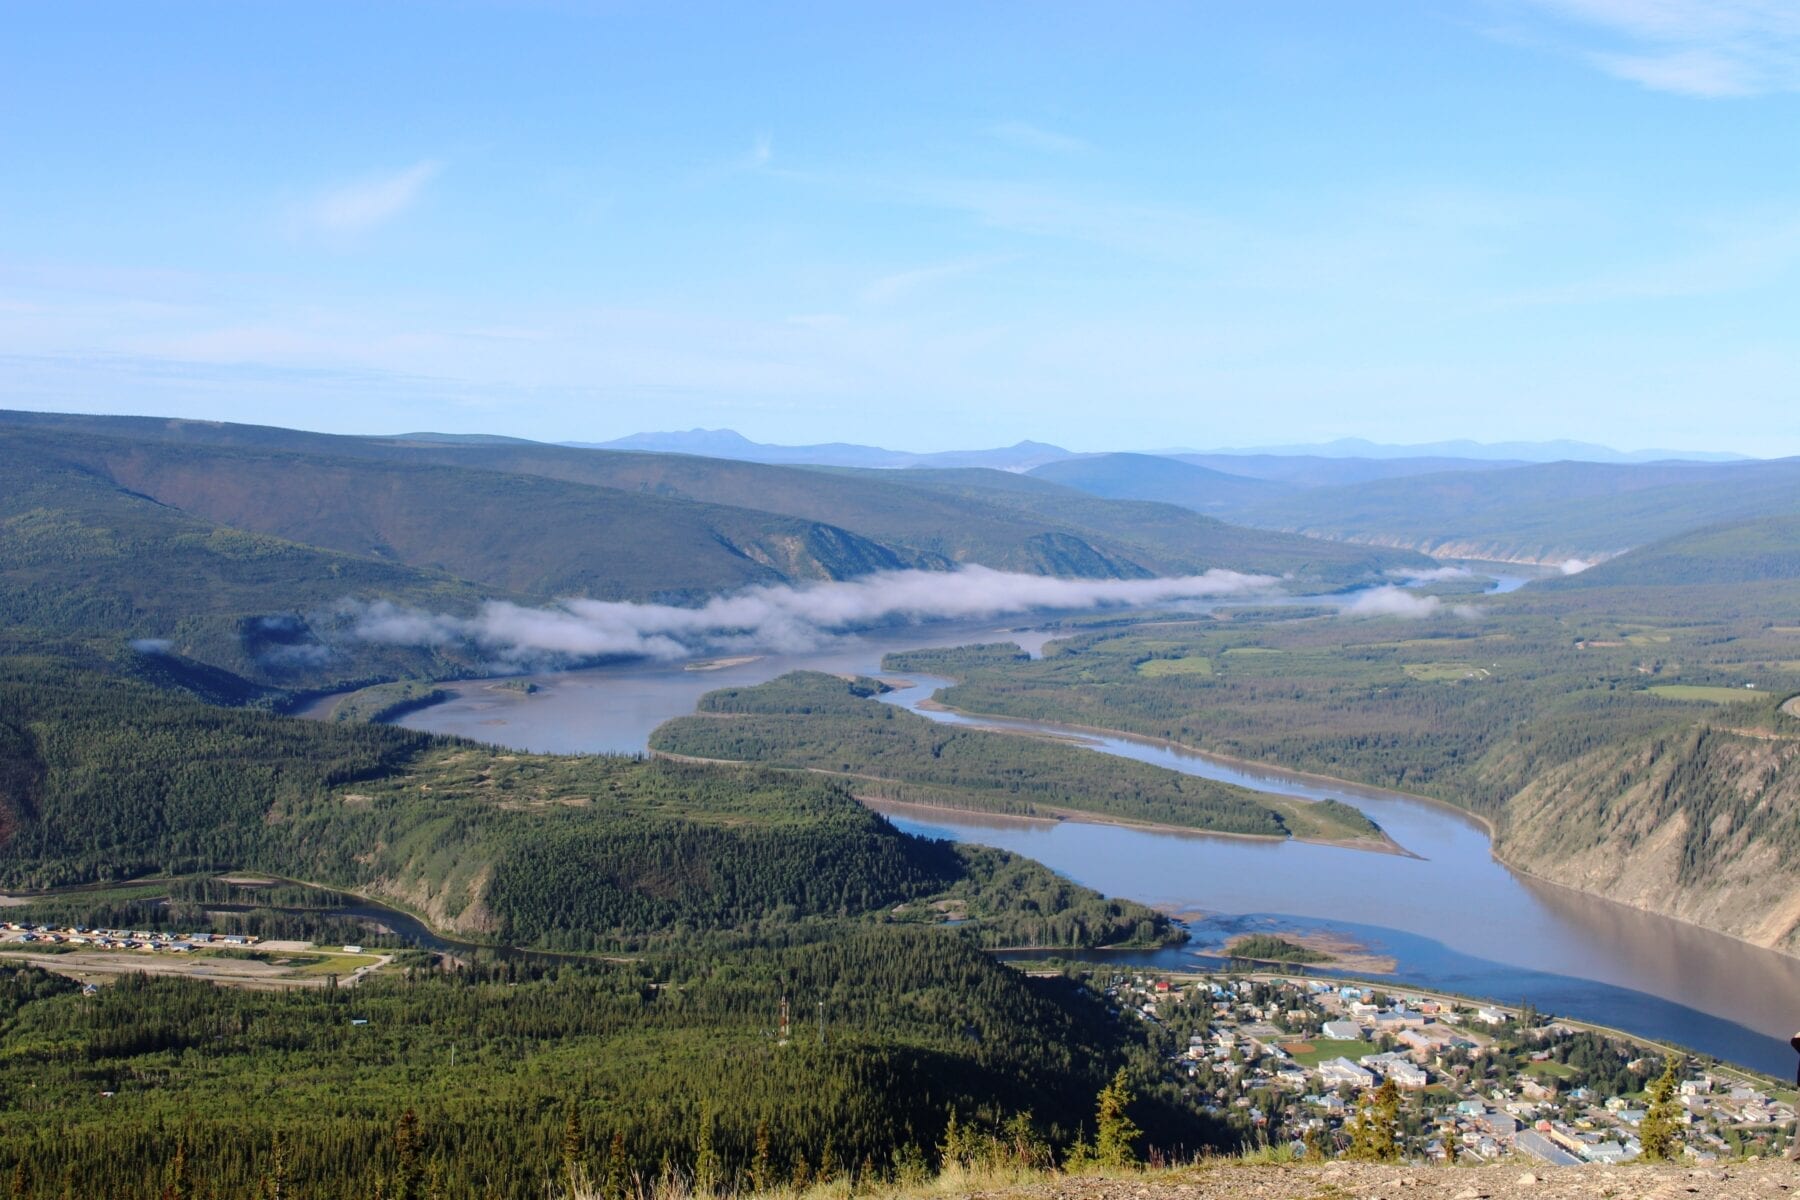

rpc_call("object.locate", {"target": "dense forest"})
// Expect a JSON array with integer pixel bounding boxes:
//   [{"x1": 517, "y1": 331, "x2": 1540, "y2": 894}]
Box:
[
  {"x1": 0, "y1": 657, "x2": 1175, "y2": 951},
  {"x1": 0, "y1": 649, "x2": 1211, "y2": 1197},
  {"x1": 0, "y1": 933, "x2": 1226, "y2": 1200},
  {"x1": 650, "y1": 671, "x2": 1324, "y2": 838}
]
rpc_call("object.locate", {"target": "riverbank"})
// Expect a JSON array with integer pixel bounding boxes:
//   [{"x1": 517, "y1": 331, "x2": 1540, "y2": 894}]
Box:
[{"x1": 908, "y1": 691, "x2": 1495, "y2": 842}]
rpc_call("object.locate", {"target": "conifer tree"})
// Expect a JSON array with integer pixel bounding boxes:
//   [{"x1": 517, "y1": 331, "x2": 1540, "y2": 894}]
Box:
[
  {"x1": 694, "y1": 1100, "x2": 721, "y2": 1196},
  {"x1": 817, "y1": 1133, "x2": 837, "y2": 1184},
  {"x1": 751, "y1": 1120, "x2": 773, "y2": 1194},
  {"x1": 604, "y1": 1131, "x2": 628, "y2": 1200},
  {"x1": 938, "y1": 1109, "x2": 966, "y2": 1170},
  {"x1": 562, "y1": 1099, "x2": 587, "y2": 1194},
  {"x1": 788, "y1": 1148, "x2": 811, "y2": 1191},
  {"x1": 1094, "y1": 1069, "x2": 1141, "y2": 1168},
  {"x1": 260, "y1": 1130, "x2": 289, "y2": 1200},
  {"x1": 1640, "y1": 1055, "x2": 1683, "y2": 1161},
  {"x1": 1345, "y1": 1079, "x2": 1400, "y2": 1162},
  {"x1": 393, "y1": 1110, "x2": 424, "y2": 1200},
  {"x1": 162, "y1": 1138, "x2": 191, "y2": 1200}
]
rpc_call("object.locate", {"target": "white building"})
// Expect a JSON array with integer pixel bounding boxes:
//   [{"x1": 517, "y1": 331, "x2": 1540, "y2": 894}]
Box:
[{"x1": 1319, "y1": 1057, "x2": 1375, "y2": 1088}]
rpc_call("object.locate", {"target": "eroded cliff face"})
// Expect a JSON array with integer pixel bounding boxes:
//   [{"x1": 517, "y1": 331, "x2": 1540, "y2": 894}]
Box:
[{"x1": 1496, "y1": 726, "x2": 1800, "y2": 954}]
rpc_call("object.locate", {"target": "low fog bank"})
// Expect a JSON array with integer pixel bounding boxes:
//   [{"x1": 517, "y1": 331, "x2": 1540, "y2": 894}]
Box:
[
  {"x1": 346, "y1": 565, "x2": 1281, "y2": 668},
  {"x1": 1341, "y1": 586, "x2": 1481, "y2": 621}
]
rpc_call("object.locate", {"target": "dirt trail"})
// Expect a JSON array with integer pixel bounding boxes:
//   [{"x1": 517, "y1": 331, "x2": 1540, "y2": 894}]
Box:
[{"x1": 957, "y1": 1160, "x2": 1796, "y2": 1200}]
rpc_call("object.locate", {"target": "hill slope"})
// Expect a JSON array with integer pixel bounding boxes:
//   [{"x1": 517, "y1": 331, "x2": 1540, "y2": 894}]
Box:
[
  {"x1": 1028, "y1": 453, "x2": 1291, "y2": 514},
  {"x1": 1544, "y1": 515, "x2": 1800, "y2": 589},
  {"x1": 0, "y1": 410, "x2": 1424, "y2": 585},
  {"x1": 3, "y1": 428, "x2": 919, "y2": 602},
  {"x1": 0, "y1": 445, "x2": 489, "y2": 686},
  {"x1": 1237, "y1": 458, "x2": 1800, "y2": 562}
]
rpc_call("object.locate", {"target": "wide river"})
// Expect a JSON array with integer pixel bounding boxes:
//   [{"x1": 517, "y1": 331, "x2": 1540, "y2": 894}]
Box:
[{"x1": 376, "y1": 610, "x2": 1800, "y2": 1077}]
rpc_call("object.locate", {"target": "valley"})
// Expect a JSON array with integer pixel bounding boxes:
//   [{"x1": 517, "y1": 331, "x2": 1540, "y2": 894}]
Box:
[{"x1": 7, "y1": 409, "x2": 1800, "y2": 1194}]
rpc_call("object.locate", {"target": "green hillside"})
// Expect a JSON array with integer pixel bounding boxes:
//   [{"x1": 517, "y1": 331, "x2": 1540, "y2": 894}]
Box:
[
  {"x1": 4, "y1": 428, "x2": 918, "y2": 602},
  {"x1": 0, "y1": 446, "x2": 484, "y2": 687},
  {"x1": 1236, "y1": 458, "x2": 1800, "y2": 562},
  {"x1": 0, "y1": 410, "x2": 1425, "y2": 586},
  {"x1": 1028, "y1": 452, "x2": 1291, "y2": 514},
  {"x1": 1545, "y1": 515, "x2": 1800, "y2": 589},
  {"x1": 837, "y1": 466, "x2": 1427, "y2": 582},
  {"x1": 0, "y1": 647, "x2": 1215, "y2": 1198}
]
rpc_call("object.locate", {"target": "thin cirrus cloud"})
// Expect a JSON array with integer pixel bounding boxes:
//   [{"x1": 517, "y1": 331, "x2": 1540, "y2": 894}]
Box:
[
  {"x1": 860, "y1": 256, "x2": 1012, "y2": 305},
  {"x1": 292, "y1": 160, "x2": 442, "y2": 236},
  {"x1": 986, "y1": 120, "x2": 1089, "y2": 153},
  {"x1": 1523, "y1": 0, "x2": 1800, "y2": 96}
]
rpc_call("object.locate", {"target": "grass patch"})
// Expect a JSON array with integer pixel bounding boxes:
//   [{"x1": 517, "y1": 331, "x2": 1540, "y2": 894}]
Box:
[
  {"x1": 1524, "y1": 1060, "x2": 1578, "y2": 1080},
  {"x1": 1402, "y1": 662, "x2": 1483, "y2": 682},
  {"x1": 1135, "y1": 656, "x2": 1213, "y2": 679},
  {"x1": 1222, "y1": 646, "x2": 1281, "y2": 656},
  {"x1": 289, "y1": 952, "x2": 381, "y2": 976},
  {"x1": 1646, "y1": 684, "x2": 1763, "y2": 704},
  {"x1": 1285, "y1": 1038, "x2": 1376, "y2": 1067},
  {"x1": 1267, "y1": 798, "x2": 1384, "y2": 843}
]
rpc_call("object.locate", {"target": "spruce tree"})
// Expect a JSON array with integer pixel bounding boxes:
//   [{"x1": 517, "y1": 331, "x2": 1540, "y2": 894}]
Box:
[
  {"x1": 393, "y1": 1110, "x2": 424, "y2": 1200},
  {"x1": 604, "y1": 1131, "x2": 628, "y2": 1200},
  {"x1": 261, "y1": 1130, "x2": 289, "y2": 1200},
  {"x1": 1640, "y1": 1055, "x2": 1683, "y2": 1161},
  {"x1": 1345, "y1": 1079, "x2": 1400, "y2": 1162},
  {"x1": 562, "y1": 1099, "x2": 587, "y2": 1194},
  {"x1": 694, "y1": 1100, "x2": 720, "y2": 1196},
  {"x1": 751, "y1": 1120, "x2": 773, "y2": 1193},
  {"x1": 1094, "y1": 1069, "x2": 1141, "y2": 1168}
]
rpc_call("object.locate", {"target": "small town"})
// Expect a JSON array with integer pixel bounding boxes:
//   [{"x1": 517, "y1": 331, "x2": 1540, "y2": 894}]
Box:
[
  {"x1": 1100, "y1": 970, "x2": 1796, "y2": 1165},
  {"x1": 1, "y1": 919, "x2": 265, "y2": 953}
]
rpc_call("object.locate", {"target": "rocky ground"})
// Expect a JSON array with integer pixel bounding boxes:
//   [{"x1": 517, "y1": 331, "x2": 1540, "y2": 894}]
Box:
[{"x1": 956, "y1": 1160, "x2": 1799, "y2": 1200}]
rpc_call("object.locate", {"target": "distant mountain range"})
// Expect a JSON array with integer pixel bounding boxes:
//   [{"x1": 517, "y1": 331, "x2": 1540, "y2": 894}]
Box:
[
  {"x1": 1174, "y1": 437, "x2": 1750, "y2": 464},
  {"x1": 584, "y1": 428, "x2": 1750, "y2": 469},
  {"x1": 570, "y1": 428, "x2": 1072, "y2": 470}
]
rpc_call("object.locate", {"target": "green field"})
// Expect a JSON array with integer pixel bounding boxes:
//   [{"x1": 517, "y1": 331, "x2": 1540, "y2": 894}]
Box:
[
  {"x1": 1284, "y1": 1038, "x2": 1376, "y2": 1067},
  {"x1": 1136, "y1": 655, "x2": 1213, "y2": 678},
  {"x1": 1523, "y1": 1059, "x2": 1579, "y2": 1080},
  {"x1": 1647, "y1": 685, "x2": 1763, "y2": 704},
  {"x1": 1402, "y1": 662, "x2": 1483, "y2": 682}
]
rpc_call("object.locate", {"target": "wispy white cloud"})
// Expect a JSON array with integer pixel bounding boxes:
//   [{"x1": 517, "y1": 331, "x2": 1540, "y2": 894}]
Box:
[
  {"x1": 1340, "y1": 586, "x2": 1480, "y2": 620},
  {"x1": 1521, "y1": 0, "x2": 1800, "y2": 95},
  {"x1": 294, "y1": 160, "x2": 442, "y2": 235},
  {"x1": 861, "y1": 256, "x2": 1010, "y2": 305},
  {"x1": 748, "y1": 132, "x2": 774, "y2": 168},
  {"x1": 347, "y1": 565, "x2": 1281, "y2": 667},
  {"x1": 986, "y1": 120, "x2": 1089, "y2": 153}
]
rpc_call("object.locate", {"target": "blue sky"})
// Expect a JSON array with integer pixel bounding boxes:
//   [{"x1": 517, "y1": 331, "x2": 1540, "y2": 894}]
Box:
[{"x1": 3, "y1": 1, "x2": 1798, "y2": 453}]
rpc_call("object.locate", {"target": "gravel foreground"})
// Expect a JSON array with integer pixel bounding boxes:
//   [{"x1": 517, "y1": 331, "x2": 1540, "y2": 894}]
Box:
[{"x1": 956, "y1": 1160, "x2": 1800, "y2": 1200}]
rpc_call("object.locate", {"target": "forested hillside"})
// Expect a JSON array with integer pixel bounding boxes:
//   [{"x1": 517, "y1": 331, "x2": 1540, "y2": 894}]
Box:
[
  {"x1": 0, "y1": 410, "x2": 1425, "y2": 587},
  {"x1": 1, "y1": 428, "x2": 922, "y2": 601},
  {"x1": 0, "y1": 449, "x2": 484, "y2": 687},
  {"x1": 0, "y1": 929, "x2": 1220, "y2": 1199},
  {"x1": 0, "y1": 658, "x2": 1174, "y2": 950},
  {"x1": 881, "y1": 586, "x2": 1800, "y2": 951},
  {"x1": 1543, "y1": 515, "x2": 1800, "y2": 589},
  {"x1": 1234, "y1": 458, "x2": 1800, "y2": 562},
  {"x1": 1028, "y1": 453, "x2": 1291, "y2": 514}
]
